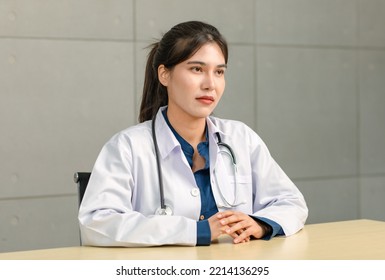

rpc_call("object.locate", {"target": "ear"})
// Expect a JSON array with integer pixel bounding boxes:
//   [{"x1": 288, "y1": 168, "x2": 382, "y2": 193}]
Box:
[{"x1": 158, "y1": 64, "x2": 169, "y2": 87}]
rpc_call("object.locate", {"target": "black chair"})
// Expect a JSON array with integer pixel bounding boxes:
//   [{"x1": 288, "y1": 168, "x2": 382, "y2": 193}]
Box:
[
  {"x1": 73, "y1": 172, "x2": 91, "y2": 207},
  {"x1": 74, "y1": 172, "x2": 91, "y2": 245}
]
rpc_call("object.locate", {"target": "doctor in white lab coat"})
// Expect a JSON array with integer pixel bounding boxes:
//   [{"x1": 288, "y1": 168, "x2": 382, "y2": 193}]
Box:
[{"x1": 78, "y1": 21, "x2": 308, "y2": 247}]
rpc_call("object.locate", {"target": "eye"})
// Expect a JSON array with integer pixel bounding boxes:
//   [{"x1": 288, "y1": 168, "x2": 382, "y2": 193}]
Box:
[
  {"x1": 215, "y1": 69, "x2": 226, "y2": 76},
  {"x1": 191, "y1": 66, "x2": 203, "y2": 73}
]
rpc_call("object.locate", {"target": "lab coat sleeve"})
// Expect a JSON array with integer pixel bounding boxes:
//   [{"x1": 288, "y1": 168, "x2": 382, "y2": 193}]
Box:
[
  {"x1": 78, "y1": 131, "x2": 197, "y2": 247},
  {"x1": 248, "y1": 129, "x2": 308, "y2": 236}
]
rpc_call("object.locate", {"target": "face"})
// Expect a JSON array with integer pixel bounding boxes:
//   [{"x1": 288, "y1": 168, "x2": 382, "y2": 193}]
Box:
[{"x1": 158, "y1": 42, "x2": 227, "y2": 123}]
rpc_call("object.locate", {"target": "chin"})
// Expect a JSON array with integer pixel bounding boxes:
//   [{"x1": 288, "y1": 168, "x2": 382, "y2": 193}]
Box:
[{"x1": 194, "y1": 109, "x2": 215, "y2": 119}]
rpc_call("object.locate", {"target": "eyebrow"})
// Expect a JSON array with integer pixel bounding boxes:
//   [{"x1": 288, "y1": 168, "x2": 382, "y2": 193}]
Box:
[{"x1": 187, "y1": 61, "x2": 227, "y2": 68}]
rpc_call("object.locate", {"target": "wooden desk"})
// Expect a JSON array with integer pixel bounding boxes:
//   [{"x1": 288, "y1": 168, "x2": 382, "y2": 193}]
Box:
[{"x1": 1, "y1": 219, "x2": 384, "y2": 260}]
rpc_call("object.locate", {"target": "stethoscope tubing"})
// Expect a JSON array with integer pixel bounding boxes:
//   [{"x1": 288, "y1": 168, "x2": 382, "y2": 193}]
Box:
[
  {"x1": 151, "y1": 115, "x2": 167, "y2": 213},
  {"x1": 215, "y1": 132, "x2": 237, "y2": 165},
  {"x1": 152, "y1": 117, "x2": 243, "y2": 215}
]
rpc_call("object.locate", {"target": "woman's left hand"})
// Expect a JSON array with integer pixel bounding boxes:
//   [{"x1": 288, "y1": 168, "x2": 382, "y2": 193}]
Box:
[{"x1": 215, "y1": 211, "x2": 265, "y2": 244}]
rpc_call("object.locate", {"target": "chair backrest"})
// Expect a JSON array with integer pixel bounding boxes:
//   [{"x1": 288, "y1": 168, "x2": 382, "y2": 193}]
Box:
[
  {"x1": 73, "y1": 172, "x2": 91, "y2": 245},
  {"x1": 73, "y1": 172, "x2": 91, "y2": 207}
]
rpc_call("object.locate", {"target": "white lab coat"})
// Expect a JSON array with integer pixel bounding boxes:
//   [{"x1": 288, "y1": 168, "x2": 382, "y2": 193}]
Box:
[{"x1": 78, "y1": 107, "x2": 308, "y2": 247}]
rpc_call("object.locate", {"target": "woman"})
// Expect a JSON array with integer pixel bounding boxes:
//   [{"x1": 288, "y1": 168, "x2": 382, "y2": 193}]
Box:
[{"x1": 78, "y1": 21, "x2": 308, "y2": 247}]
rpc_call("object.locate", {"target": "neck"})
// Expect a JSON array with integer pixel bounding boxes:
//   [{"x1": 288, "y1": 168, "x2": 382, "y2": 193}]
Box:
[{"x1": 167, "y1": 112, "x2": 206, "y2": 146}]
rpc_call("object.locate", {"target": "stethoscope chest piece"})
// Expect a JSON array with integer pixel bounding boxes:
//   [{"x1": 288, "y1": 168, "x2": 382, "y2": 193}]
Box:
[{"x1": 155, "y1": 205, "x2": 173, "y2": 216}]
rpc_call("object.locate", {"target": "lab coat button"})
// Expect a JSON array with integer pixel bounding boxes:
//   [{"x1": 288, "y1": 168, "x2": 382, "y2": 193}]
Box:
[{"x1": 191, "y1": 188, "x2": 200, "y2": 197}]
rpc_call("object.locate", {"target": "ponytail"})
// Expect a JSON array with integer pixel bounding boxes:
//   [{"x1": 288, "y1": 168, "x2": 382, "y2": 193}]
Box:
[{"x1": 139, "y1": 42, "x2": 168, "y2": 123}]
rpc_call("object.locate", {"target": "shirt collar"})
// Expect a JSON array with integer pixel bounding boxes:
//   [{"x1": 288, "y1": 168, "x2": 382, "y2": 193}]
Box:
[
  {"x1": 153, "y1": 106, "x2": 226, "y2": 161},
  {"x1": 161, "y1": 108, "x2": 210, "y2": 169}
]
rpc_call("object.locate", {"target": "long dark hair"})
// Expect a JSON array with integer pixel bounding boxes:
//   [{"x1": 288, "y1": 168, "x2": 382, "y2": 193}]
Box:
[{"x1": 138, "y1": 21, "x2": 228, "y2": 122}]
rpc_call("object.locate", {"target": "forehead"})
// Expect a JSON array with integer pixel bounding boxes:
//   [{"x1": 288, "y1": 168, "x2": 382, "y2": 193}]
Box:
[{"x1": 185, "y1": 43, "x2": 226, "y2": 64}]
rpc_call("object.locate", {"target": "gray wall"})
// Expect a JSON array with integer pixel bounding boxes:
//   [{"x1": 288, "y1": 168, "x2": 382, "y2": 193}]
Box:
[{"x1": 1, "y1": 0, "x2": 384, "y2": 253}]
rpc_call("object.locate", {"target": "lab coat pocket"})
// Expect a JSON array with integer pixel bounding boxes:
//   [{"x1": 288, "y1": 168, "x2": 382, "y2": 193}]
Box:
[
  {"x1": 214, "y1": 172, "x2": 252, "y2": 211},
  {"x1": 232, "y1": 174, "x2": 253, "y2": 212}
]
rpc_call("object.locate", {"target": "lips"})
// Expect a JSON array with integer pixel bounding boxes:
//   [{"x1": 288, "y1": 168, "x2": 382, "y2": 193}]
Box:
[{"x1": 196, "y1": 96, "x2": 215, "y2": 104}]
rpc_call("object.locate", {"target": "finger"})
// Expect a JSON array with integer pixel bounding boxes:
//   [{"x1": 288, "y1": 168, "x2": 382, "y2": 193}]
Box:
[
  {"x1": 220, "y1": 211, "x2": 251, "y2": 227},
  {"x1": 236, "y1": 229, "x2": 250, "y2": 242},
  {"x1": 221, "y1": 225, "x2": 239, "y2": 239},
  {"x1": 219, "y1": 214, "x2": 243, "y2": 227},
  {"x1": 236, "y1": 228, "x2": 247, "y2": 237},
  {"x1": 225, "y1": 220, "x2": 249, "y2": 235},
  {"x1": 233, "y1": 229, "x2": 252, "y2": 244},
  {"x1": 239, "y1": 236, "x2": 250, "y2": 243},
  {"x1": 216, "y1": 211, "x2": 234, "y2": 220},
  {"x1": 222, "y1": 223, "x2": 251, "y2": 243},
  {"x1": 226, "y1": 221, "x2": 254, "y2": 243}
]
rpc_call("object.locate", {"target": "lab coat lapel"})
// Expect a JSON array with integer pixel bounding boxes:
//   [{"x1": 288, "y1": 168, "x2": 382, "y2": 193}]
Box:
[{"x1": 207, "y1": 118, "x2": 235, "y2": 210}]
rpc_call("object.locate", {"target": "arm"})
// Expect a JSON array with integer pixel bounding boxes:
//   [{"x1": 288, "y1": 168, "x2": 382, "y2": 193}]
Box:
[
  {"x1": 78, "y1": 132, "x2": 197, "y2": 247},
  {"x1": 211, "y1": 126, "x2": 308, "y2": 243},
  {"x1": 248, "y1": 129, "x2": 308, "y2": 237}
]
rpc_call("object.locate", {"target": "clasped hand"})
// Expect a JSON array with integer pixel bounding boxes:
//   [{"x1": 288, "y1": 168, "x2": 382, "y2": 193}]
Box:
[{"x1": 208, "y1": 211, "x2": 265, "y2": 244}]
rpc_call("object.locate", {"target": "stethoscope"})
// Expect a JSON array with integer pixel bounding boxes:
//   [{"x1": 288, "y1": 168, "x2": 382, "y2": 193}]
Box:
[{"x1": 152, "y1": 115, "x2": 244, "y2": 216}]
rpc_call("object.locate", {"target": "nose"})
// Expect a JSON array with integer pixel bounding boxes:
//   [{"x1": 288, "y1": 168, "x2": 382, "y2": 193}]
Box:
[{"x1": 202, "y1": 72, "x2": 215, "y2": 91}]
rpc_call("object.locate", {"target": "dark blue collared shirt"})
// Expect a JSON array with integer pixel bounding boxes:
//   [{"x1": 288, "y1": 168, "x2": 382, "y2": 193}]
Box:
[{"x1": 162, "y1": 110, "x2": 214, "y2": 245}]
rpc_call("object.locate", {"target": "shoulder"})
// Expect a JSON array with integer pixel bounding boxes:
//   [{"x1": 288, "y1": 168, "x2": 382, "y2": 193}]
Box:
[
  {"x1": 208, "y1": 115, "x2": 268, "y2": 151},
  {"x1": 209, "y1": 115, "x2": 256, "y2": 136},
  {"x1": 105, "y1": 121, "x2": 153, "y2": 148}
]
